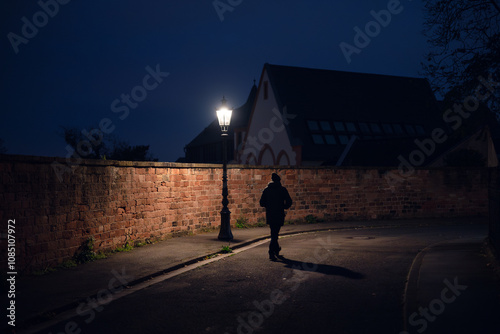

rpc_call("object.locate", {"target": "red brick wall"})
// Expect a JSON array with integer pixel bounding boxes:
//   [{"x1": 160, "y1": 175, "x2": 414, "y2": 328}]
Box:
[{"x1": 0, "y1": 155, "x2": 489, "y2": 272}]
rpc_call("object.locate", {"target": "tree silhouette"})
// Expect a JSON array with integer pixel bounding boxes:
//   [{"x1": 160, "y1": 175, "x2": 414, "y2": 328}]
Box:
[
  {"x1": 60, "y1": 126, "x2": 107, "y2": 159},
  {"x1": 422, "y1": 0, "x2": 499, "y2": 115},
  {"x1": 109, "y1": 142, "x2": 157, "y2": 162},
  {"x1": 60, "y1": 126, "x2": 157, "y2": 161}
]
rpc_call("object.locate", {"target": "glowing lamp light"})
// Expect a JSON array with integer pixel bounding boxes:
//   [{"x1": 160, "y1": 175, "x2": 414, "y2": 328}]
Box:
[{"x1": 216, "y1": 97, "x2": 232, "y2": 134}]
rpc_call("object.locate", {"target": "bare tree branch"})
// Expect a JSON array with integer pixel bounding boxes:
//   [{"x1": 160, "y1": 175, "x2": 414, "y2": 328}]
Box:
[{"x1": 422, "y1": 0, "x2": 499, "y2": 116}]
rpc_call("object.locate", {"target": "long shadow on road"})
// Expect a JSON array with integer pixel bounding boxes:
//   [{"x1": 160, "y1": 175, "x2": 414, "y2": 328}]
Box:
[{"x1": 276, "y1": 256, "x2": 366, "y2": 279}]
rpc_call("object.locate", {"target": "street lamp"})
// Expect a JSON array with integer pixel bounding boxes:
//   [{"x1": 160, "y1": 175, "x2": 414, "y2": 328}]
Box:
[{"x1": 216, "y1": 96, "x2": 233, "y2": 241}]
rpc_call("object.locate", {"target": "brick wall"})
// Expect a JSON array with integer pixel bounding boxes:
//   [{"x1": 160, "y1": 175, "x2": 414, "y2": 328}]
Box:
[{"x1": 0, "y1": 155, "x2": 489, "y2": 272}]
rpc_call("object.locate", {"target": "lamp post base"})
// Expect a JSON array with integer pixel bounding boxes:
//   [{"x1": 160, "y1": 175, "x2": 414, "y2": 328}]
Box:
[{"x1": 218, "y1": 208, "x2": 233, "y2": 241}]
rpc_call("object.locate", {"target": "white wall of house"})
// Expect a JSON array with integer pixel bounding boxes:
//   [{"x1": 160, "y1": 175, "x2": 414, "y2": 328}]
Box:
[{"x1": 238, "y1": 70, "x2": 296, "y2": 165}]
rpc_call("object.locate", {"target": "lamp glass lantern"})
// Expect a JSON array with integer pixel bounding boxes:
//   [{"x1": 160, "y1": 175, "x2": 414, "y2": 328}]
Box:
[{"x1": 216, "y1": 97, "x2": 232, "y2": 134}]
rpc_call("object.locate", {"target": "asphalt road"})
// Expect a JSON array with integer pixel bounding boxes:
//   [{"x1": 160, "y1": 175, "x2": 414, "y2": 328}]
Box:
[{"x1": 38, "y1": 224, "x2": 493, "y2": 334}]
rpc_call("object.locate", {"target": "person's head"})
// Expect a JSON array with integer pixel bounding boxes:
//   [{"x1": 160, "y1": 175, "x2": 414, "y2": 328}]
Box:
[{"x1": 271, "y1": 173, "x2": 281, "y2": 183}]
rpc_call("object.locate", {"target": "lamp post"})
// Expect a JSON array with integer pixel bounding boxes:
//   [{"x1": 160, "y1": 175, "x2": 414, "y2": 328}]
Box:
[{"x1": 216, "y1": 96, "x2": 233, "y2": 241}]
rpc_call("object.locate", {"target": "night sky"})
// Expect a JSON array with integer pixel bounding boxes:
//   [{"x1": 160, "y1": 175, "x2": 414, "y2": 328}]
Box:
[{"x1": 1, "y1": 0, "x2": 429, "y2": 162}]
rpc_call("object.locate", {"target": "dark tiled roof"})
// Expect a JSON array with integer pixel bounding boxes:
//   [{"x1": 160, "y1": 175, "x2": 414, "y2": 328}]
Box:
[
  {"x1": 301, "y1": 144, "x2": 346, "y2": 164},
  {"x1": 184, "y1": 119, "x2": 223, "y2": 148},
  {"x1": 264, "y1": 63, "x2": 442, "y2": 149},
  {"x1": 340, "y1": 136, "x2": 425, "y2": 167}
]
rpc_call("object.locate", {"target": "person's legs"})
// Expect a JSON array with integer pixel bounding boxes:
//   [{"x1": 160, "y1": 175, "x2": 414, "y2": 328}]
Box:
[{"x1": 269, "y1": 224, "x2": 281, "y2": 259}]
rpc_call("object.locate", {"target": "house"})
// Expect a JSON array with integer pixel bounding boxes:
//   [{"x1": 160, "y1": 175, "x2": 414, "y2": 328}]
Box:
[
  {"x1": 237, "y1": 63, "x2": 444, "y2": 166},
  {"x1": 181, "y1": 63, "x2": 498, "y2": 167}
]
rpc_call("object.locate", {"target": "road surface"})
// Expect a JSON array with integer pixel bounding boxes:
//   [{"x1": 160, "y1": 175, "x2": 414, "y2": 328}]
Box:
[{"x1": 37, "y1": 223, "x2": 497, "y2": 334}]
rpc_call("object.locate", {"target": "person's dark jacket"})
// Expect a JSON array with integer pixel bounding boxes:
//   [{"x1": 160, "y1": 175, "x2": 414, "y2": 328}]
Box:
[{"x1": 259, "y1": 181, "x2": 292, "y2": 226}]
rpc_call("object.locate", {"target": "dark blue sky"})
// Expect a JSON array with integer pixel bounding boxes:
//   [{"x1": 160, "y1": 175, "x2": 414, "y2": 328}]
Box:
[{"x1": 1, "y1": 0, "x2": 429, "y2": 162}]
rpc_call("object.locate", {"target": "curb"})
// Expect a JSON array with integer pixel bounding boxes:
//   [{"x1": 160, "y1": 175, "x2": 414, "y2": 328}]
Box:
[
  {"x1": 400, "y1": 237, "x2": 488, "y2": 333},
  {"x1": 401, "y1": 240, "x2": 435, "y2": 333}
]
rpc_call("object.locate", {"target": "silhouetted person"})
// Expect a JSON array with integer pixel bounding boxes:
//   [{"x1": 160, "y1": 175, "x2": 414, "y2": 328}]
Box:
[{"x1": 260, "y1": 173, "x2": 292, "y2": 261}]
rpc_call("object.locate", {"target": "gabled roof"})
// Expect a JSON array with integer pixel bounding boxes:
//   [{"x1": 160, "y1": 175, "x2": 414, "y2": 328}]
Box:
[
  {"x1": 231, "y1": 83, "x2": 258, "y2": 129},
  {"x1": 264, "y1": 63, "x2": 442, "y2": 149},
  {"x1": 184, "y1": 119, "x2": 222, "y2": 148}
]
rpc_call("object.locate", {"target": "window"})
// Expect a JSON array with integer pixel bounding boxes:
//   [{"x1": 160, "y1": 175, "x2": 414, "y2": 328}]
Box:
[
  {"x1": 325, "y1": 135, "x2": 337, "y2": 145},
  {"x1": 346, "y1": 122, "x2": 357, "y2": 132},
  {"x1": 320, "y1": 121, "x2": 332, "y2": 131},
  {"x1": 263, "y1": 81, "x2": 269, "y2": 100},
  {"x1": 370, "y1": 123, "x2": 382, "y2": 134},
  {"x1": 404, "y1": 124, "x2": 416, "y2": 135},
  {"x1": 307, "y1": 119, "x2": 363, "y2": 145},
  {"x1": 334, "y1": 122, "x2": 345, "y2": 131},
  {"x1": 382, "y1": 124, "x2": 393, "y2": 134},
  {"x1": 393, "y1": 124, "x2": 404, "y2": 134},
  {"x1": 339, "y1": 135, "x2": 349, "y2": 145},
  {"x1": 307, "y1": 120, "x2": 319, "y2": 131},
  {"x1": 415, "y1": 125, "x2": 425, "y2": 135},
  {"x1": 312, "y1": 134, "x2": 324, "y2": 144},
  {"x1": 359, "y1": 123, "x2": 371, "y2": 134}
]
